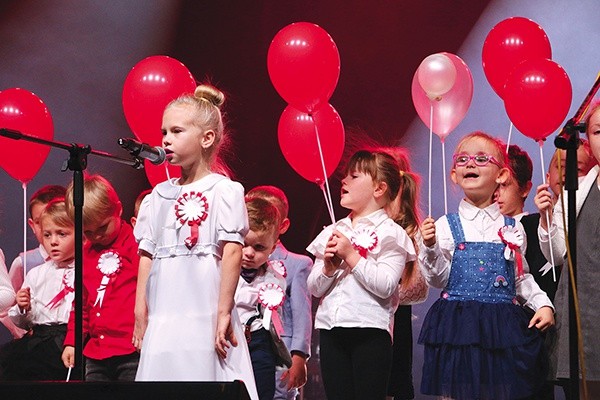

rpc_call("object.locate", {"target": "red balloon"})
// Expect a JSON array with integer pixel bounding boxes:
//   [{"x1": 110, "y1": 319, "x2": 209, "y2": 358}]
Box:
[
  {"x1": 143, "y1": 160, "x2": 181, "y2": 187},
  {"x1": 122, "y1": 56, "x2": 196, "y2": 142},
  {"x1": 412, "y1": 53, "x2": 473, "y2": 139},
  {"x1": 504, "y1": 58, "x2": 572, "y2": 141},
  {"x1": 0, "y1": 88, "x2": 53, "y2": 183},
  {"x1": 278, "y1": 103, "x2": 345, "y2": 183},
  {"x1": 482, "y1": 17, "x2": 551, "y2": 99},
  {"x1": 268, "y1": 22, "x2": 340, "y2": 113}
]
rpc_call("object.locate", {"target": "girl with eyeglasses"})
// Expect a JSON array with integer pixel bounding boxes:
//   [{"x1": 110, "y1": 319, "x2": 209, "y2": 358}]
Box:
[{"x1": 417, "y1": 131, "x2": 555, "y2": 400}]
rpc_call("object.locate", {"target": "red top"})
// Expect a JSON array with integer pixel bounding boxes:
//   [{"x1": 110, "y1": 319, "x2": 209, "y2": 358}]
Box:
[{"x1": 64, "y1": 222, "x2": 139, "y2": 360}]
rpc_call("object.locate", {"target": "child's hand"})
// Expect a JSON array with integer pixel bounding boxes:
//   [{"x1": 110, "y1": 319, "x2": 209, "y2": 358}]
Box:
[
  {"x1": 528, "y1": 306, "x2": 555, "y2": 332},
  {"x1": 16, "y1": 287, "x2": 31, "y2": 312},
  {"x1": 534, "y1": 183, "x2": 554, "y2": 230},
  {"x1": 325, "y1": 230, "x2": 361, "y2": 270},
  {"x1": 280, "y1": 353, "x2": 308, "y2": 390},
  {"x1": 61, "y1": 346, "x2": 75, "y2": 368},
  {"x1": 215, "y1": 312, "x2": 237, "y2": 359},
  {"x1": 132, "y1": 303, "x2": 148, "y2": 352},
  {"x1": 420, "y1": 217, "x2": 436, "y2": 247}
]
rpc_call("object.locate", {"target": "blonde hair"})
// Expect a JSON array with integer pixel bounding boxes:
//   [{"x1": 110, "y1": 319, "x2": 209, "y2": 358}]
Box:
[
  {"x1": 41, "y1": 199, "x2": 72, "y2": 229},
  {"x1": 454, "y1": 131, "x2": 507, "y2": 168},
  {"x1": 585, "y1": 100, "x2": 600, "y2": 135},
  {"x1": 65, "y1": 174, "x2": 121, "y2": 226},
  {"x1": 167, "y1": 84, "x2": 231, "y2": 176}
]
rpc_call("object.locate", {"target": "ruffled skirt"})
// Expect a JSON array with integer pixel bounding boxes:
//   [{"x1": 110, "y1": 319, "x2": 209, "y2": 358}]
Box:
[{"x1": 418, "y1": 299, "x2": 547, "y2": 400}]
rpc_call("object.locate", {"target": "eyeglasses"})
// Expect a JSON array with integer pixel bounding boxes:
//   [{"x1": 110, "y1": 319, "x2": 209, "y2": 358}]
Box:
[{"x1": 453, "y1": 153, "x2": 501, "y2": 167}]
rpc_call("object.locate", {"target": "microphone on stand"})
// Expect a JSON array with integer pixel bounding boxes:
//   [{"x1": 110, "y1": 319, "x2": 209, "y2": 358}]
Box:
[{"x1": 118, "y1": 138, "x2": 166, "y2": 165}]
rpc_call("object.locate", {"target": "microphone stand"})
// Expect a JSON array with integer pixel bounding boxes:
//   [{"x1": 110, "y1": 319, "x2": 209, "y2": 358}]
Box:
[
  {"x1": 0, "y1": 128, "x2": 141, "y2": 382},
  {"x1": 555, "y1": 120, "x2": 585, "y2": 400}
]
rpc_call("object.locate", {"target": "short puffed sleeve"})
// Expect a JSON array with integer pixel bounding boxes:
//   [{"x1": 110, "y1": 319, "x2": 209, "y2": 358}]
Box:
[
  {"x1": 215, "y1": 179, "x2": 249, "y2": 245},
  {"x1": 133, "y1": 191, "x2": 156, "y2": 255}
]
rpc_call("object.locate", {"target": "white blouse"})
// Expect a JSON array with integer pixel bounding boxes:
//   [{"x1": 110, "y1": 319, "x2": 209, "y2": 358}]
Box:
[{"x1": 307, "y1": 209, "x2": 416, "y2": 336}]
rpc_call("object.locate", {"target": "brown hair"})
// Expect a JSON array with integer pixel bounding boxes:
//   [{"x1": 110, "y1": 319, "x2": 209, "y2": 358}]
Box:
[
  {"x1": 246, "y1": 185, "x2": 289, "y2": 221},
  {"x1": 345, "y1": 150, "x2": 401, "y2": 205},
  {"x1": 29, "y1": 185, "x2": 66, "y2": 217},
  {"x1": 245, "y1": 197, "x2": 280, "y2": 240},
  {"x1": 507, "y1": 144, "x2": 533, "y2": 193},
  {"x1": 133, "y1": 189, "x2": 152, "y2": 218}
]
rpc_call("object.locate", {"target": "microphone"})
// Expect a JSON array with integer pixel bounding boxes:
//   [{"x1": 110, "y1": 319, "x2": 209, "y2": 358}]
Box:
[{"x1": 118, "y1": 138, "x2": 166, "y2": 165}]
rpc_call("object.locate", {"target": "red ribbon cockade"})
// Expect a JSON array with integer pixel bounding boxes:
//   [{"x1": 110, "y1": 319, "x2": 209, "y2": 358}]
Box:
[
  {"x1": 498, "y1": 225, "x2": 524, "y2": 277},
  {"x1": 350, "y1": 227, "x2": 378, "y2": 258},
  {"x1": 46, "y1": 269, "x2": 74, "y2": 309},
  {"x1": 174, "y1": 191, "x2": 209, "y2": 250}
]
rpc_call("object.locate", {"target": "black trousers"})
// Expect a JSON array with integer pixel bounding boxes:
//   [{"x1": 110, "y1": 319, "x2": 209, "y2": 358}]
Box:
[{"x1": 319, "y1": 327, "x2": 392, "y2": 400}]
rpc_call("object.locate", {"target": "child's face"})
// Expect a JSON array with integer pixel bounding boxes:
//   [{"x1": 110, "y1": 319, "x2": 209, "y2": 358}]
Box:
[
  {"x1": 451, "y1": 138, "x2": 505, "y2": 207},
  {"x1": 42, "y1": 217, "x2": 75, "y2": 265},
  {"x1": 547, "y1": 146, "x2": 595, "y2": 198},
  {"x1": 495, "y1": 174, "x2": 530, "y2": 217},
  {"x1": 340, "y1": 170, "x2": 377, "y2": 213},
  {"x1": 162, "y1": 104, "x2": 208, "y2": 168},
  {"x1": 28, "y1": 202, "x2": 47, "y2": 244},
  {"x1": 242, "y1": 228, "x2": 278, "y2": 270},
  {"x1": 84, "y1": 213, "x2": 121, "y2": 247},
  {"x1": 587, "y1": 109, "x2": 600, "y2": 167}
]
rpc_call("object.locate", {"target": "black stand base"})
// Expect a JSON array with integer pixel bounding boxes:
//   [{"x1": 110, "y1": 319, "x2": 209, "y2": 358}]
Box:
[{"x1": 0, "y1": 381, "x2": 250, "y2": 400}]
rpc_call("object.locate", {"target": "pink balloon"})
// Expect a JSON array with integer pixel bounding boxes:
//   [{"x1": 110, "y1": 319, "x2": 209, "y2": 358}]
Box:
[
  {"x1": 412, "y1": 53, "x2": 473, "y2": 139},
  {"x1": 417, "y1": 53, "x2": 457, "y2": 100},
  {"x1": 278, "y1": 103, "x2": 345, "y2": 183}
]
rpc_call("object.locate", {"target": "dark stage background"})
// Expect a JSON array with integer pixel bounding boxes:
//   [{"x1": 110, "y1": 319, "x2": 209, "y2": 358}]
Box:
[{"x1": 1, "y1": 1, "x2": 598, "y2": 399}]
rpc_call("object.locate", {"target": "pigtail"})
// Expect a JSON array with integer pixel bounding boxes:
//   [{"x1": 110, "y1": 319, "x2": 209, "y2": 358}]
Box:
[{"x1": 391, "y1": 170, "x2": 422, "y2": 291}]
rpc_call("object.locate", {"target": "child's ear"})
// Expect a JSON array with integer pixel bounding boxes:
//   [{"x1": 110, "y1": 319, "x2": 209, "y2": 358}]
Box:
[
  {"x1": 496, "y1": 168, "x2": 510, "y2": 184},
  {"x1": 201, "y1": 130, "x2": 216, "y2": 149},
  {"x1": 374, "y1": 181, "x2": 388, "y2": 199},
  {"x1": 27, "y1": 218, "x2": 35, "y2": 233},
  {"x1": 522, "y1": 180, "x2": 533, "y2": 199},
  {"x1": 450, "y1": 168, "x2": 458, "y2": 185},
  {"x1": 279, "y1": 217, "x2": 290, "y2": 236}
]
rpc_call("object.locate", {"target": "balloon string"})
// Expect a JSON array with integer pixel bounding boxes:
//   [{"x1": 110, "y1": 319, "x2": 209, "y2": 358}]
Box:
[
  {"x1": 22, "y1": 182, "x2": 27, "y2": 279},
  {"x1": 506, "y1": 122, "x2": 514, "y2": 153},
  {"x1": 539, "y1": 141, "x2": 556, "y2": 282},
  {"x1": 313, "y1": 116, "x2": 336, "y2": 224},
  {"x1": 428, "y1": 103, "x2": 433, "y2": 217},
  {"x1": 441, "y1": 138, "x2": 448, "y2": 215}
]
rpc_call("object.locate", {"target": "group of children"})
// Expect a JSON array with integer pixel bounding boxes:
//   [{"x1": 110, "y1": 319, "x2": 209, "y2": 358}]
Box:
[{"x1": 0, "y1": 82, "x2": 598, "y2": 400}]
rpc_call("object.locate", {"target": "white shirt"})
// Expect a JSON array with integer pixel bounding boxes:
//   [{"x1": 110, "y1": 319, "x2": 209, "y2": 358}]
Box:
[
  {"x1": 235, "y1": 263, "x2": 287, "y2": 332},
  {"x1": 8, "y1": 259, "x2": 74, "y2": 329},
  {"x1": 307, "y1": 209, "x2": 416, "y2": 336},
  {"x1": 419, "y1": 200, "x2": 553, "y2": 312}
]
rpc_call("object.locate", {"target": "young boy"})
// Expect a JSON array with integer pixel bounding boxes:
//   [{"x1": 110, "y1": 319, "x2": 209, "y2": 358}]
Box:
[
  {"x1": 130, "y1": 189, "x2": 151, "y2": 228},
  {"x1": 235, "y1": 197, "x2": 287, "y2": 399},
  {"x1": 246, "y1": 186, "x2": 312, "y2": 399},
  {"x1": 1, "y1": 199, "x2": 74, "y2": 380},
  {"x1": 61, "y1": 174, "x2": 140, "y2": 381},
  {"x1": 8, "y1": 185, "x2": 67, "y2": 292},
  {"x1": 0, "y1": 185, "x2": 66, "y2": 341}
]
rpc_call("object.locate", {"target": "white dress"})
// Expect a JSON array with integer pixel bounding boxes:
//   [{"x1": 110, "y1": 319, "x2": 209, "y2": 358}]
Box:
[{"x1": 134, "y1": 173, "x2": 258, "y2": 399}]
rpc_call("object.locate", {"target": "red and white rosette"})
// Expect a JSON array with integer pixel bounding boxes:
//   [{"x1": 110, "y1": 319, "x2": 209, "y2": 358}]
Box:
[
  {"x1": 258, "y1": 282, "x2": 285, "y2": 330},
  {"x1": 498, "y1": 225, "x2": 524, "y2": 277},
  {"x1": 174, "y1": 191, "x2": 209, "y2": 250},
  {"x1": 268, "y1": 260, "x2": 287, "y2": 278},
  {"x1": 93, "y1": 251, "x2": 122, "y2": 308},
  {"x1": 46, "y1": 268, "x2": 74, "y2": 309},
  {"x1": 350, "y1": 227, "x2": 378, "y2": 258}
]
